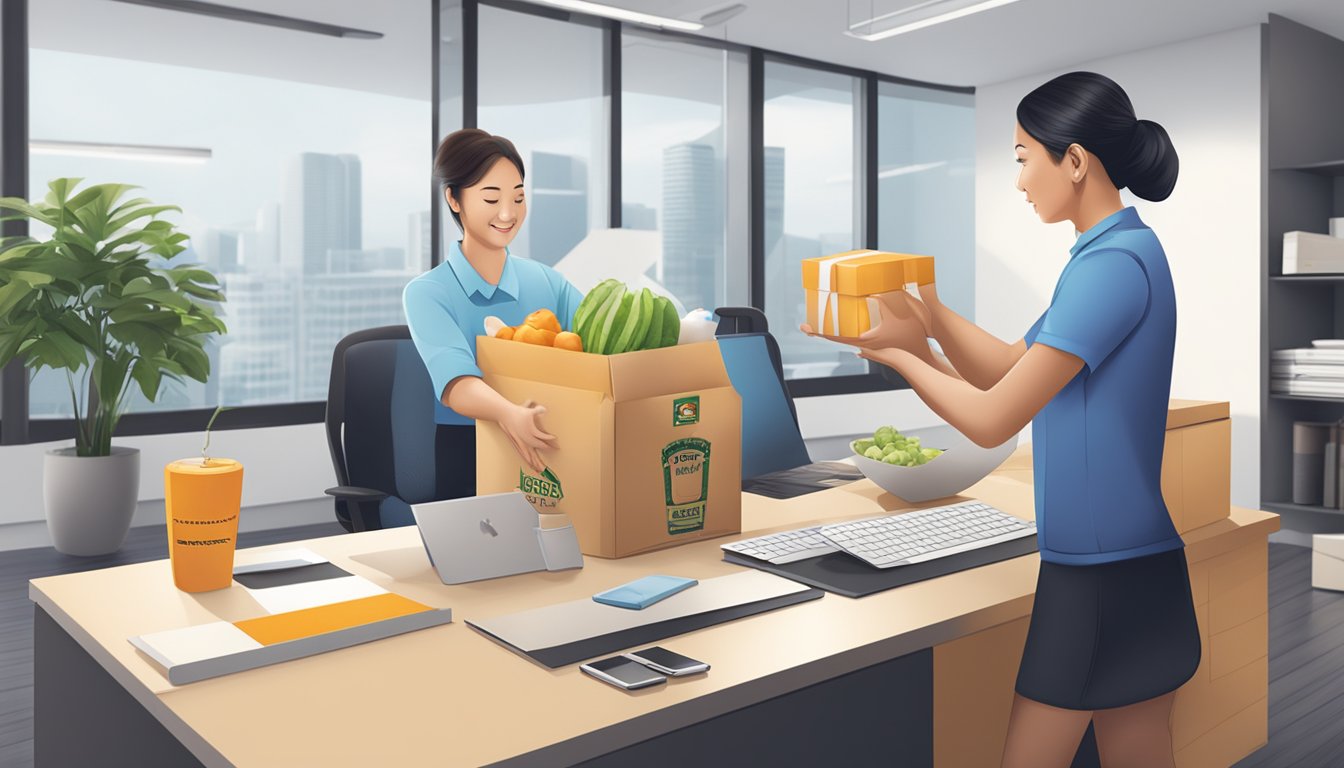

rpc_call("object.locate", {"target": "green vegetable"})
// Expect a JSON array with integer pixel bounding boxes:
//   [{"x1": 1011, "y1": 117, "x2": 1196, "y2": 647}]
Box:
[
  {"x1": 854, "y1": 425, "x2": 944, "y2": 467},
  {"x1": 874, "y1": 426, "x2": 898, "y2": 449},
  {"x1": 572, "y1": 279, "x2": 619, "y2": 337},
  {"x1": 598, "y1": 292, "x2": 634, "y2": 354},
  {"x1": 610, "y1": 287, "x2": 647, "y2": 354},
  {"x1": 578, "y1": 283, "x2": 624, "y2": 352},
  {"x1": 658, "y1": 296, "x2": 680, "y2": 347},
  {"x1": 642, "y1": 293, "x2": 666, "y2": 351}
]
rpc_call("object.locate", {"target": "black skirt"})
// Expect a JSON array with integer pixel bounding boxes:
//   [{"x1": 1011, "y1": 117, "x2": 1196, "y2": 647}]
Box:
[{"x1": 1015, "y1": 548, "x2": 1201, "y2": 711}]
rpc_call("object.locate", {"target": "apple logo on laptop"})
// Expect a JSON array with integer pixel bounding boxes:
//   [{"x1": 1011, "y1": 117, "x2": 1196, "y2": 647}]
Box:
[{"x1": 480, "y1": 518, "x2": 499, "y2": 537}]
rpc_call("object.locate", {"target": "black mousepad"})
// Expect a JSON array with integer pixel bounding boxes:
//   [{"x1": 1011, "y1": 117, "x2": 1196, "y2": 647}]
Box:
[{"x1": 742, "y1": 461, "x2": 865, "y2": 500}]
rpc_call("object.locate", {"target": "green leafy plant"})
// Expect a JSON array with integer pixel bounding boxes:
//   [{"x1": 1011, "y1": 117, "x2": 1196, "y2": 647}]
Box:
[{"x1": 0, "y1": 178, "x2": 227, "y2": 457}]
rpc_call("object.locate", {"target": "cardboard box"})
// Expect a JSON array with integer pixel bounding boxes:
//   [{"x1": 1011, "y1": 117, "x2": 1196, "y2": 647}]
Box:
[
  {"x1": 801, "y1": 250, "x2": 934, "y2": 337},
  {"x1": 1161, "y1": 400, "x2": 1231, "y2": 535},
  {"x1": 1312, "y1": 533, "x2": 1344, "y2": 591},
  {"x1": 475, "y1": 337, "x2": 742, "y2": 559}
]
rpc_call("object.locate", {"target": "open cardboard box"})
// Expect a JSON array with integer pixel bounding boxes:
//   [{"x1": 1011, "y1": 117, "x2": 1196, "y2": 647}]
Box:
[{"x1": 475, "y1": 336, "x2": 742, "y2": 558}]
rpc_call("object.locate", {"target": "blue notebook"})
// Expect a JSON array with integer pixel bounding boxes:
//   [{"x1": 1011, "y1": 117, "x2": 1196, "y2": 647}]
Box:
[{"x1": 592, "y1": 575, "x2": 698, "y2": 610}]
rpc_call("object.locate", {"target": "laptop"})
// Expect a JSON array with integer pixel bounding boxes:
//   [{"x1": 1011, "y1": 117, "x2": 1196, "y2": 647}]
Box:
[{"x1": 411, "y1": 491, "x2": 583, "y2": 584}]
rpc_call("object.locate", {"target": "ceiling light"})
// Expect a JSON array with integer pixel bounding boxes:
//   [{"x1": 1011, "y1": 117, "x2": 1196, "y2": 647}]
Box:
[
  {"x1": 846, "y1": 0, "x2": 1023, "y2": 41},
  {"x1": 31, "y1": 140, "x2": 212, "y2": 164},
  {"x1": 697, "y1": 3, "x2": 748, "y2": 26},
  {"x1": 527, "y1": 0, "x2": 704, "y2": 31},
  {"x1": 108, "y1": 0, "x2": 383, "y2": 40}
]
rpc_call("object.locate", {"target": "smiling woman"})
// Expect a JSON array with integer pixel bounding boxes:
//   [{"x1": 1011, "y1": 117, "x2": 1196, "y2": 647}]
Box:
[{"x1": 402, "y1": 129, "x2": 585, "y2": 500}]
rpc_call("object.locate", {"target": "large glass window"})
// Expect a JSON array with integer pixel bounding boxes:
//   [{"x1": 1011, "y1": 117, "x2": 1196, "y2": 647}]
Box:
[
  {"x1": 27, "y1": 0, "x2": 431, "y2": 414},
  {"x1": 877, "y1": 82, "x2": 975, "y2": 319},
  {"x1": 475, "y1": 5, "x2": 607, "y2": 268},
  {"x1": 762, "y1": 61, "x2": 865, "y2": 380},
  {"x1": 621, "y1": 32, "x2": 748, "y2": 314}
]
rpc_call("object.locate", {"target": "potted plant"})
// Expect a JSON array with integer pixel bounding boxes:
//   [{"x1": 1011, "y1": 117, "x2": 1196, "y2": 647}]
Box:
[{"x1": 0, "y1": 178, "x2": 226, "y2": 555}]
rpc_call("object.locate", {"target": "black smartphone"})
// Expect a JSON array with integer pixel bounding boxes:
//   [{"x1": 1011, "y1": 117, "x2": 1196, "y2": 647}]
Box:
[
  {"x1": 623, "y1": 646, "x2": 710, "y2": 676},
  {"x1": 580, "y1": 655, "x2": 667, "y2": 690}
]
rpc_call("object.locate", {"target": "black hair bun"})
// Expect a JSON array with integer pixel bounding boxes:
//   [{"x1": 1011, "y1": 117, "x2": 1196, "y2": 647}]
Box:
[{"x1": 1121, "y1": 119, "x2": 1179, "y2": 202}]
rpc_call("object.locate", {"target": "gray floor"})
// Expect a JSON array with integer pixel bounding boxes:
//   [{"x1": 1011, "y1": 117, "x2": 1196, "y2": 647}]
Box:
[{"x1": 0, "y1": 523, "x2": 1338, "y2": 766}]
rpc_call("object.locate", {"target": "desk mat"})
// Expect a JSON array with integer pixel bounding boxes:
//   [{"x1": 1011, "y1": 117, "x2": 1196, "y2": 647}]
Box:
[
  {"x1": 466, "y1": 571, "x2": 824, "y2": 668},
  {"x1": 723, "y1": 535, "x2": 1038, "y2": 598},
  {"x1": 742, "y1": 461, "x2": 865, "y2": 500}
]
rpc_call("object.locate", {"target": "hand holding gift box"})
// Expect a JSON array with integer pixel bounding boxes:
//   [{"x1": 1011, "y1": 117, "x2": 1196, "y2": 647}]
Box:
[{"x1": 800, "y1": 251, "x2": 936, "y2": 352}]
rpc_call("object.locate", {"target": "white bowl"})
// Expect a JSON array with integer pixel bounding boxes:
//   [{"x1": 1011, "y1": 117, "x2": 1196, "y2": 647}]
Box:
[{"x1": 849, "y1": 425, "x2": 1018, "y2": 503}]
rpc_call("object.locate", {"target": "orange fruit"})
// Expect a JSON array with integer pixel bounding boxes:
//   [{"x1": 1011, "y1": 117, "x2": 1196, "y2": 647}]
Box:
[
  {"x1": 554, "y1": 331, "x2": 583, "y2": 352},
  {"x1": 525, "y1": 308, "x2": 562, "y2": 334},
  {"x1": 514, "y1": 325, "x2": 557, "y2": 346},
  {"x1": 496, "y1": 326, "x2": 516, "y2": 340}
]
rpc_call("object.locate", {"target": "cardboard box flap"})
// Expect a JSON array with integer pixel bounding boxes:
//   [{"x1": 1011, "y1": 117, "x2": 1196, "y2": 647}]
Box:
[
  {"x1": 1167, "y1": 400, "x2": 1230, "y2": 430},
  {"x1": 607, "y1": 341, "x2": 732, "y2": 401},
  {"x1": 476, "y1": 336, "x2": 613, "y2": 397}
]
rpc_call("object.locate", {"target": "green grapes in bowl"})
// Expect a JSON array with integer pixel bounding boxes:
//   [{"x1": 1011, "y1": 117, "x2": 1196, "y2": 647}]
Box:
[
  {"x1": 852, "y1": 426, "x2": 944, "y2": 467},
  {"x1": 848, "y1": 424, "x2": 1017, "y2": 503}
]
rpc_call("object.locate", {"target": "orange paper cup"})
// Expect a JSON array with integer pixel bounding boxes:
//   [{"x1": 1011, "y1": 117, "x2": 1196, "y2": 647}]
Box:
[{"x1": 165, "y1": 458, "x2": 244, "y2": 593}]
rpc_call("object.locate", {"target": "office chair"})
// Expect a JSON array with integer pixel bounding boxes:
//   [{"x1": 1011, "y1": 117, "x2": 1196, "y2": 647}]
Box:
[
  {"x1": 324, "y1": 325, "x2": 459, "y2": 532},
  {"x1": 713, "y1": 307, "x2": 813, "y2": 479}
]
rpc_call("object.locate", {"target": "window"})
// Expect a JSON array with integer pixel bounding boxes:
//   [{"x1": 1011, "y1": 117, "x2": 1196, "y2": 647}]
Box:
[
  {"x1": 877, "y1": 82, "x2": 975, "y2": 319},
  {"x1": 621, "y1": 31, "x2": 749, "y2": 314},
  {"x1": 27, "y1": 0, "x2": 431, "y2": 415},
  {"x1": 762, "y1": 61, "x2": 865, "y2": 381},
  {"x1": 475, "y1": 4, "x2": 608, "y2": 267}
]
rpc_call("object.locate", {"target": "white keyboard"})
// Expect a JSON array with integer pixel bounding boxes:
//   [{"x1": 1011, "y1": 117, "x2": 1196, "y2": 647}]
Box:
[{"x1": 721, "y1": 500, "x2": 1036, "y2": 569}]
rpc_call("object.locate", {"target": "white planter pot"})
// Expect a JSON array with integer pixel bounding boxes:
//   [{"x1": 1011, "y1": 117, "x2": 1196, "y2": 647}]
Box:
[{"x1": 43, "y1": 446, "x2": 140, "y2": 556}]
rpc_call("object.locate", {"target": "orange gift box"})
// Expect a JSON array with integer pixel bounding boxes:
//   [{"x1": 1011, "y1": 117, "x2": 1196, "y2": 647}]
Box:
[{"x1": 801, "y1": 250, "x2": 935, "y2": 337}]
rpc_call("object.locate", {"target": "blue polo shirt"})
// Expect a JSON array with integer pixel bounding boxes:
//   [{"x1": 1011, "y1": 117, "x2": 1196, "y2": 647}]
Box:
[
  {"x1": 403, "y1": 241, "x2": 584, "y2": 425},
  {"x1": 1023, "y1": 206, "x2": 1183, "y2": 565}
]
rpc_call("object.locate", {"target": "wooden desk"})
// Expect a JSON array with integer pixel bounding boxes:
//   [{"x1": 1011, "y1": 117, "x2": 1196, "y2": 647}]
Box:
[{"x1": 29, "y1": 445, "x2": 1277, "y2": 768}]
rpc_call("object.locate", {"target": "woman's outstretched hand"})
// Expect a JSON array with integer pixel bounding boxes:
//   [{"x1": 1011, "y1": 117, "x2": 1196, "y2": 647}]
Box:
[
  {"x1": 499, "y1": 399, "x2": 556, "y2": 473},
  {"x1": 800, "y1": 290, "x2": 932, "y2": 356}
]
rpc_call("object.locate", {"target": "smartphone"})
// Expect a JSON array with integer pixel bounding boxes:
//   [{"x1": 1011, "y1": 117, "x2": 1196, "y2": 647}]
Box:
[
  {"x1": 623, "y1": 646, "x2": 710, "y2": 677},
  {"x1": 580, "y1": 655, "x2": 668, "y2": 690}
]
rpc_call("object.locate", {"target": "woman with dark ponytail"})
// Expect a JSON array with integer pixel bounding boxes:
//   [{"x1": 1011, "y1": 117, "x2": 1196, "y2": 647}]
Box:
[{"x1": 807, "y1": 71, "x2": 1193, "y2": 767}]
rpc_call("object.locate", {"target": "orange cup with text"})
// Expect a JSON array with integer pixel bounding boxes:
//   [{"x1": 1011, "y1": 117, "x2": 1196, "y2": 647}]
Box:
[{"x1": 165, "y1": 458, "x2": 244, "y2": 592}]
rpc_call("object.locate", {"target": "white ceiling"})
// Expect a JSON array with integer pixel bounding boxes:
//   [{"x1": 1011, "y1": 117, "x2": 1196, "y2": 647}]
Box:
[
  {"x1": 29, "y1": 0, "x2": 1344, "y2": 99},
  {"x1": 652, "y1": 0, "x2": 1344, "y2": 88}
]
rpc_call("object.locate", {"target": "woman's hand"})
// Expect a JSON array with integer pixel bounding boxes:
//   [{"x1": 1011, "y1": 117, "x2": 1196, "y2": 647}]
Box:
[
  {"x1": 498, "y1": 400, "x2": 556, "y2": 473},
  {"x1": 801, "y1": 290, "x2": 932, "y2": 355}
]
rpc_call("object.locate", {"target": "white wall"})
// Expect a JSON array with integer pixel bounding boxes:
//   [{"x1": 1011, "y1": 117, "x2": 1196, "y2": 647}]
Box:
[
  {"x1": 0, "y1": 24, "x2": 1265, "y2": 549},
  {"x1": 974, "y1": 25, "x2": 1263, "y2": 509},
  {"x1": 0, "y1": 424, "x2": 337, "y2": 547}
]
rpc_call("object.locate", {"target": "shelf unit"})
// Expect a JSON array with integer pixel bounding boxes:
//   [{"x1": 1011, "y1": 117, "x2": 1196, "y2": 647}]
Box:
[{"x1": 1261, "y1": 16, "x2": 1344, "y2": 533}]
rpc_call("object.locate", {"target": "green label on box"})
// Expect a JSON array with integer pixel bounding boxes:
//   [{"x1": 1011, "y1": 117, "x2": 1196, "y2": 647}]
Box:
[
  {"x1": 518, "y1": 467, "x2": 564, "y2": 510},
  {"x1": 673, "y1": 396, "x2": 700, "y2": 427},
  {"x1": 662, "y1": 437, "x2": 710, "y2": 535}
]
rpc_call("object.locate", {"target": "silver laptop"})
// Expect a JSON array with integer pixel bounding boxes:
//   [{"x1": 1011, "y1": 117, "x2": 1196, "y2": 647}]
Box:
[{"x1": 411, "y1": 491, "x2": 583, "y2": 584}]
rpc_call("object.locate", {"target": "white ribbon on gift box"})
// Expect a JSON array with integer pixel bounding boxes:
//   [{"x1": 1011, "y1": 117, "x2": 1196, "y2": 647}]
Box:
[{"x1": 815, "y1": 250, "x2": 920, "y2": 336}]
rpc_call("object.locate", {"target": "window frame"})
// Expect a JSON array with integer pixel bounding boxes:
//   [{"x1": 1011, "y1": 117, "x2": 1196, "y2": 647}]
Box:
[{"x1": 0, "y1": 0, "x2": 973, "y2": 445}]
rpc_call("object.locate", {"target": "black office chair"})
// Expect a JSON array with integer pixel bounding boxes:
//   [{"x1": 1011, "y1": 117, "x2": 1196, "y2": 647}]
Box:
[
  {"x1": 713, "y1": 307, "x2": 813, "y2": 478},
  {"x1": 324, "y1": 325, "x2": 463, "y2": 532}
]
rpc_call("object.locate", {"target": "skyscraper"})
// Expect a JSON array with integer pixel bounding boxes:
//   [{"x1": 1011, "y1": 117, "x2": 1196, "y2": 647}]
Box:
[
  {"x1": 408, "y1": 210, "x2": 431, "y2": 272},
  {"x1": 297, "y1": 273, "x2": 412, "y2": 400},
  {"x1": 661, "y1": 140, "x2": 720, "y2": 312},
  {"x1": 282, "y1": 153, "x2": 362, "y2": 275},
  {"x1": 218, "y1": 271, "x2": 301, "y2": 405},
  {"x1": 528, "y1": 151, "x2": 588, "y2": 266}
]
